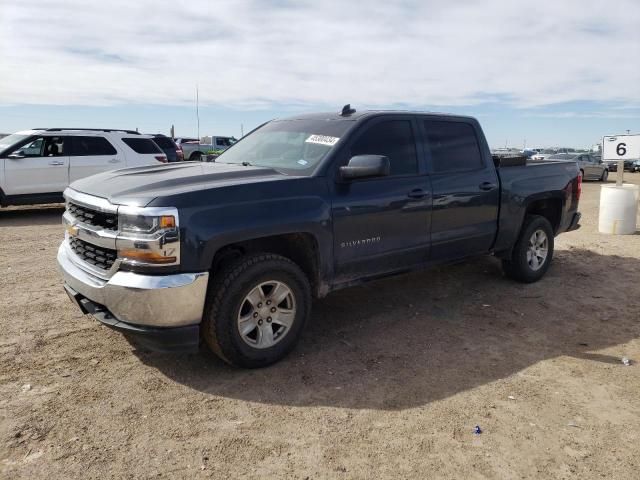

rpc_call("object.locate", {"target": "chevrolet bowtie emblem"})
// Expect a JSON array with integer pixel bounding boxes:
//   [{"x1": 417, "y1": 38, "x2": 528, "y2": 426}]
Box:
[{"x1": 66, "y1": 224, "x2": 79, "y2": 237}]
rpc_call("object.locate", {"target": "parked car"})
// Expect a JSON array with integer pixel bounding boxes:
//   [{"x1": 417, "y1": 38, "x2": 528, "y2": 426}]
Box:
[
  {"x1": 547, "y1": 153, "x2": 608, "y2": 181},
  {"x1": 177, "y1": 136, "x2": 238, "y2": 161},
  {"x1": 604, "y1": 160, "x2": 618, "y2": 172},
  {"x1": 149, "y1": 134, "x2": 183, "y2": 162},
  {"x1": 623, "y1": 159, "x2": 639, "y2": 172},
  {"x1": 632, "y1": 160, "x2": 640, "y2": 172},
  {"x1": 0, "y1": 128, "x2": 167, "y2": 207},
  {"x1": 58, "y1": 108, "x2": 581, "y2": 367},
  {"x1": 531, "y1": 149, "x2": 557, "y2": 161}
]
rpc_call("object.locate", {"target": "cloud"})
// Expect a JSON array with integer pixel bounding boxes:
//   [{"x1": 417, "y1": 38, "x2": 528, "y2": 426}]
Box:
[{"x1": 0, "y1": 0, "x2": 639, "y2": 109}]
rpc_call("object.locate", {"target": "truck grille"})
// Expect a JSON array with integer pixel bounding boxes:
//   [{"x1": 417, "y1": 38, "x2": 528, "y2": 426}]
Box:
[
  {"x1": 69, "y1": 237, "x2": 117, "y2": 270},
  {"x1": 68, "y1": 202, "x2": 117, "y2": 230}
]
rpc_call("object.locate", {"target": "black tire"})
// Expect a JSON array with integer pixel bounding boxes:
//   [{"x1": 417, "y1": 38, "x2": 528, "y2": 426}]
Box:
[
  {"x1": 579, "y1": 169, "x2": 584, "y2": 180},
  {"x1": 202, "y1": 253, "x2": 311, "y2": 368},
  {"x1": 600, "y1": 169, "x2": 608, "y2": 182},
  {"x1": 502, "y1": 215, "x2": 554, "y2": 283},
  {"x1": 189, "y1": 152, "x2": 202, "y2": 161}
]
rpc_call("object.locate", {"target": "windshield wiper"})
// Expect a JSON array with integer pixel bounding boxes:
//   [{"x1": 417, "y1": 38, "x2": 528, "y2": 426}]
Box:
[{"x1": 241, "y1": 161, "x2": 252, "y2": 166}]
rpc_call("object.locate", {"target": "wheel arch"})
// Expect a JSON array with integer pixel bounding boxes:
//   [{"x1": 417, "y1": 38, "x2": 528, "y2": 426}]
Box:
[
  {"x1": 209, "y1": 232, "x2": 325, "y2": 298},
  {"x1": 524, "y1": 196, "x2": 563, "y2": 234}
]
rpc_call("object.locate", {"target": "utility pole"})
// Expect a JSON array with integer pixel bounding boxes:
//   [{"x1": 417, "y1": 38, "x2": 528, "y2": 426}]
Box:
[
  {"x1": 196, "y1": 85, "x2": 200, "y2": 141},
  {"x1": 241, "y1": 124, "x2": 244, "y2": 138}
]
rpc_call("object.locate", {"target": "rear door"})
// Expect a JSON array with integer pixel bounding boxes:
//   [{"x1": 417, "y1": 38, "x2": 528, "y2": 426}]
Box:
[
  {"x1": 421, "y1": 118, "x2": 499, "y2": 261},
  {"x1": 3, "y1": 135, "x2": 69, "y2": 195},
  {"x1": 69, "y1": 135, "x2": 122, "y2": 183},
  {"x1": 331, "y1": 116, "x2": 432, "y2": 282}
]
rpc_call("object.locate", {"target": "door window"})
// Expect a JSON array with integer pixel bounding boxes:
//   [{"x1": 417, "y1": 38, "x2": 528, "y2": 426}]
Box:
[
  {"x1": 7, "y1": 136, "x2": 67, "y2": 157},
  {"x1": 70, "y1": 136, "x2": 117, "y2": 156},
  {"x1": 44, "y1": 137, "x2": 65, "y2": 156},
  {"x1": 423, "y1": 121, "x2": 483, "y2": 173},
  {"x1": 19, "y1": 137, "x2": 46, "y2": 157},
  {"x1": 350, "y1": 120, "x2": 418, "y2": 176}
]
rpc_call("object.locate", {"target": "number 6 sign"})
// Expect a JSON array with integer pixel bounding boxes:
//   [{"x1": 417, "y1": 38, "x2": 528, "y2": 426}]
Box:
[{"x1": 603, "y1": 134, "x2": 640, "y2": 161}]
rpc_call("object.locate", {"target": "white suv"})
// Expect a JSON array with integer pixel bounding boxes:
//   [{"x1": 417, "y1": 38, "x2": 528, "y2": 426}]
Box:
[{"x1": 0, "y1": 128, "x2": 167, "y2": 207}]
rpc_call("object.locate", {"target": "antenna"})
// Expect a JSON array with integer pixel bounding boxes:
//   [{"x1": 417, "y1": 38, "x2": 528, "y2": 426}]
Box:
[
  {"x1": 340, "y1": 104, "x2": 356, "y2": 116},
  {"x1": 196, "y1": 84, "x2": 200, "y2": 141}
]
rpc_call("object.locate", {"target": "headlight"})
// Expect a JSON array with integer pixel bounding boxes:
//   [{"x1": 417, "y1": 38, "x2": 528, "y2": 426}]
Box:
[
  {"x1": 116, "y1": 207, "x2": 180, "y2": 266},
  {"x1": 119, "y1": 213, "x2": 176, "y2": 234}
]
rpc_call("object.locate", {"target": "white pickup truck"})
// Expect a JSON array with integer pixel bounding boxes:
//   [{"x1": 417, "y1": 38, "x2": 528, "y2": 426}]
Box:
[
  {"x1": 0, "y1": 128, "x2": 168, "y2": 207},
  {"x1": 175, "y1": 136, "x2": 237, "y2": 161}
]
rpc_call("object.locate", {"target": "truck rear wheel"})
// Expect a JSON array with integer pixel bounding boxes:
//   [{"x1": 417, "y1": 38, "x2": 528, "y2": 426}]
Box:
[
  {"x1": 202, "y1": 253, "x2": 311, "y2": 368},
  {"x1": 502, "y1": 215, "x2": 554, "y2": 283}
]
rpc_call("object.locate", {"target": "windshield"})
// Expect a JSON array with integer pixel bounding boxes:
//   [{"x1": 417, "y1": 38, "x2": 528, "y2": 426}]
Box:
[
  {"x1": 0, "y1": 133, "x2": 30, "y2": 152},
  {"x1": 216, "y1": 119, "x2": 354, "y2": 174}
]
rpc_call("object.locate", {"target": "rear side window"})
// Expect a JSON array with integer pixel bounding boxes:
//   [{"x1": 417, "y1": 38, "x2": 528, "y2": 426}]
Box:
[
  {"x1": 122, "y1": 138, "x2": 162, "y2": 154},
  {"x1": 350, "y1": 120, "x2": 418, "y2": 176},
  {"x1": 70, "y1": 136, "x2": 117, "y2": 156},
  {"x1": 152, "y1": 137, "x2": 175, "y2": 149},
  {"x1": 423, "y1": 121, "x2": 483, "y2": 173}
]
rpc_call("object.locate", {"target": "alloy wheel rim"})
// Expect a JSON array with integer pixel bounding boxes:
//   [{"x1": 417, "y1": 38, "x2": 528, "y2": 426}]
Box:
[
  {"x1": 526, "y1": 229, "x2": 548, "y2": 271},
  {"x1": 237, "y1": 281, "x2": 296, "y2": 349}
]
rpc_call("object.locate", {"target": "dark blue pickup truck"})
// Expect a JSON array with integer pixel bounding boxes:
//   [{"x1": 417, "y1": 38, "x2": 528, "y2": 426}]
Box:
[{"x1": 58, "y1": 107, "x2": 581, "y2": 367}]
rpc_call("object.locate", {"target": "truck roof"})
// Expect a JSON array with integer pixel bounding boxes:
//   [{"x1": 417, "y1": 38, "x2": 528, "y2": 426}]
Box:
[{"x1": 278, "y1": 109, "x2": 478, "y2": 123}]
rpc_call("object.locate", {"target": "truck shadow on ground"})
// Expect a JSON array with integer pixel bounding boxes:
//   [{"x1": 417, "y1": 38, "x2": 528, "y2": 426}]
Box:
[
  {"x1": 137, "y1": 248, "x2": 640, "y2": 410},
  {"x1": 0, "y1": 205, "x2": 64, "y2": 227}
]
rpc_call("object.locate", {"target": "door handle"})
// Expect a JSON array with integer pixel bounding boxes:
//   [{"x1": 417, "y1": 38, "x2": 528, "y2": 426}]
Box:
[
  {"x1": 479, "y1": 182, "x2": 497, "y2": 191},
  {"x1": 109, "y1": 158, "x2": 121, "y2": 163},
  {"x1": 407, "y1": 188, "x2": 428, "y2": 199},
  {"x1": 48, "y1": 161, "x2": 65, "y2": 166}
]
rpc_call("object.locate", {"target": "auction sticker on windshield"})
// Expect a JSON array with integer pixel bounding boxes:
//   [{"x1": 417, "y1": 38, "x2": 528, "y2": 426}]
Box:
[{"x1": 305, "y1": 135, "x2": 340, "y2": 146}]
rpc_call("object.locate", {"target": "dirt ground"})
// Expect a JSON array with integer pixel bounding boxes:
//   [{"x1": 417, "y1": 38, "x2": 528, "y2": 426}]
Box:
[{"x1": 1, "y1": 173, "x2": 640, "y2": 479}]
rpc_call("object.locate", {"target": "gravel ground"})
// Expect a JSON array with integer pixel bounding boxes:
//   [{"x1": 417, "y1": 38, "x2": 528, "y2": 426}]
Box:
[{"x1": 1, "y1": 173, "x2": 640, "y2": 479}]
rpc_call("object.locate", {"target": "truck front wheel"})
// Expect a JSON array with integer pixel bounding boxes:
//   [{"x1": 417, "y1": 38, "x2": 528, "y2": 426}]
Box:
[
  {"x1": 502, "y1": 215, "x2": 554, "y2": 283},
  {"x1": 202, "y1": 253, "x2": 311, "y2": 368}
]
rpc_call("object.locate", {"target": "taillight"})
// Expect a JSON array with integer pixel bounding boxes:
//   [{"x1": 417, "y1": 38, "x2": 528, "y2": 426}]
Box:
[
  {"x1": 155, "y1": 155, "x2": 167, "y2": 163},
  {"x1": 176, "y1": 149, "x2": 184, "y2": 161},
  {"x1": 576, "y1": 171, "x2": 582, "y2": 200}
]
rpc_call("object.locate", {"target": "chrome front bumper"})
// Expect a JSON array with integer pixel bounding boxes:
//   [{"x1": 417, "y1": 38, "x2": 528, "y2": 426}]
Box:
[{"x1": 57, "y1": 242, "x2": 209, "y2": 328}]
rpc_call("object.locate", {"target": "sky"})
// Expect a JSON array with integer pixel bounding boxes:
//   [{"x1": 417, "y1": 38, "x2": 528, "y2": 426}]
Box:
[{"x1": 1, "y1": 0, "x2": 639, "y2": 149}]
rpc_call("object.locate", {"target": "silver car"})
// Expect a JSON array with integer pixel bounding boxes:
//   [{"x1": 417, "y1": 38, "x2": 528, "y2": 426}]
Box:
[{"x1": 547, "y1": 153, "x2": 608, "y2": 181}]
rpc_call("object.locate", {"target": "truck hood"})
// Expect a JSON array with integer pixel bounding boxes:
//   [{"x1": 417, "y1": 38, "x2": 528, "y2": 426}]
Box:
[{"x1": 69, "y1": 161, "x2": 288, "y2": 206}]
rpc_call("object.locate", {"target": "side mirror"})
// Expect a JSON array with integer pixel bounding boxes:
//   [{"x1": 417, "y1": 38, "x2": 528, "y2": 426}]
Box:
[
  {"x1": 8, "y1": 151, "x2": 25, "y2": 159},
  {"x1": 339, "y1": 155, "x2": 390, "y2": 180}
]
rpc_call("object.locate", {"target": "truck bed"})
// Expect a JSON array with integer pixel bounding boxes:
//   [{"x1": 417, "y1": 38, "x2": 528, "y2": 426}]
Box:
[{"x1": 492, "y1": 159, "x2": 580, "y2": 254}]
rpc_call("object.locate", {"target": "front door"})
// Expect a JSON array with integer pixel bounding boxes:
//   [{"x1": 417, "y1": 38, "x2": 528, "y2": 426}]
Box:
[
  {"x1": 580, "y1": 155, "x2": 601, "y2": 179},
  {"x1": 3, "y1": 135, "x2": 69, "y2": 195},
  {"x1": 330, "y1": 117, "x2": 432, "y2": 283},
  {"x1": 421, "y1": 119, "x2": 499, "y2": 261}
]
